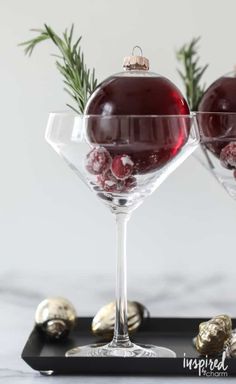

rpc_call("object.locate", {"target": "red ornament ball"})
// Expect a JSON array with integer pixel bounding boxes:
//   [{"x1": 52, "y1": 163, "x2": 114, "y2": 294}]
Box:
[
  {"x1": 198, "y1": 73, "x2": 236, "y2": 158},
  {"x1": 85, "y1": 70, "x2": 189, "y2": 175},
  {"x1": 132, "y1": 149, "x2": 171, "y2": 174}
]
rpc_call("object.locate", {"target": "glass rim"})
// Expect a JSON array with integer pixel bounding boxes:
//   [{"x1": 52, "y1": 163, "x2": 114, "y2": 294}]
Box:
[
  {"x1": 48, "y1": 111, "x2": 193, "y2": 118},
  {"x1": 195, "y1": 111, "x2": 236, "y2": 116}
]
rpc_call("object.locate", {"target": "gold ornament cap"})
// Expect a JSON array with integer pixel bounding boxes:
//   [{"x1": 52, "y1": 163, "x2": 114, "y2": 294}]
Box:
[{"x1": 123, "y1": 46, "x2": 149, "y2": 71}]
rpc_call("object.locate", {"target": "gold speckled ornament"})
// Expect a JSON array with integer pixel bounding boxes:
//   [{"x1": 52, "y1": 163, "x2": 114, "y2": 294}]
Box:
[
  {"x1": 228, "y1": 333, "x2": 236, "y2": 357},
  {"x1": 92, "y1": 301, "x2": 149, "y2": 339},
  {"x1": 35, "y1": 297, "x2": 77, "y2": 339},
  {"x1": 195, "y1": 314, "x2": 232, "y2": 355}
]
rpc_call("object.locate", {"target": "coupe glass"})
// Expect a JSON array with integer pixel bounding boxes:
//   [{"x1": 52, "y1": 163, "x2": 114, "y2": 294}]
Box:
[
  {"x1": 195, "y1": 112, "x2": 236, "y2": 200},
  {"x1": 46, "y1": 113, "x2": 199, "y2": 358}
]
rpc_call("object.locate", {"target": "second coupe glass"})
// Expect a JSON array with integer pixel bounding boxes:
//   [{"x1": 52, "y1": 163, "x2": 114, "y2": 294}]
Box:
[{"x1": 196, "y1": 112, "x2": 236, "y2": 200}]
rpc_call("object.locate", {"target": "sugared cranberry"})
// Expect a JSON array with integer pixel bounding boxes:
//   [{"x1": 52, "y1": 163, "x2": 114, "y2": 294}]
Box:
[
  {"x1": 220, "y1": 142, "x2": 236, "y2": 169},
  {"x1": 97, "y1": 171, "x2": 119, "y2": 193},
  {"x1": 97, "y1": 171, "x2": 137, "y2": 193},
  {"x1": 111, "y1": 155, "x2": 134, "y2": 180},
  {"x1": 85, "y1": 147, "x2": 111, "y2": 175},
  {"x1": 122, "y1": 176, "x2": 137, "y2": 192}
]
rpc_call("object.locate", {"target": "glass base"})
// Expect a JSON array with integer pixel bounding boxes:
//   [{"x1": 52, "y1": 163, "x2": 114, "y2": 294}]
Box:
[{"x1": 65, "y1": 342, "x2": 176, "y2": 358}]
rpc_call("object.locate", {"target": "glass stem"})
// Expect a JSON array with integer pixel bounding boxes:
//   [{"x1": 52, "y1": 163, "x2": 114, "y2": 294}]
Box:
[{"x1": 110, "y1": 212, "x2": 131, "y2": 347}]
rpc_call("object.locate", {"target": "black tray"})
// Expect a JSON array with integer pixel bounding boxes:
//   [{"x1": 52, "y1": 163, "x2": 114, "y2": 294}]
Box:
[{"x1": 22, "y1": 317, "x2": 236, "y2": 376}]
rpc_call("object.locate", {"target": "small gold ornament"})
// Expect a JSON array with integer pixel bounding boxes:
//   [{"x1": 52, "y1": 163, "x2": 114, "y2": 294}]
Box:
[
  {"x1": 92, "y1": 301, "x2": 148, "y2": 339},
  {"x1": 228, "y1": 332, "x2": 236, "y2": 357},
  {"x1": 35, "y1": 297, "x2": 77, "y2": 340},
  {"x1": 195, "y1": 314, "x2": 232, "y2": 355}
]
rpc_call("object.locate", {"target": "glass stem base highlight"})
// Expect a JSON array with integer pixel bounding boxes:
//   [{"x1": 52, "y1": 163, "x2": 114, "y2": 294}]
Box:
[{"x1": 66, "y1": 342, "x2": 176, "y2": 358}]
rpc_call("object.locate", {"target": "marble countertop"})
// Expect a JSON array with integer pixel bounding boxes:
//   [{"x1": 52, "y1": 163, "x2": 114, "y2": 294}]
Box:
[{"x1": 1, "y1": 270, "x2": 236, "y2": 383}]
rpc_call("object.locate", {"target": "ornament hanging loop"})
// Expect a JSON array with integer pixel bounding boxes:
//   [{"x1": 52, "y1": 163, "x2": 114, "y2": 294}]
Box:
[{"x1": 132, "y1": 46, "x2": 143, "y2": 57}]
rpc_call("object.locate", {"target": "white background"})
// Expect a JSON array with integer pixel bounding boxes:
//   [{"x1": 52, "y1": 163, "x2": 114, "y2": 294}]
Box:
[{"x1": 1, "y1": 0, "x2": 236, "y2": 280}]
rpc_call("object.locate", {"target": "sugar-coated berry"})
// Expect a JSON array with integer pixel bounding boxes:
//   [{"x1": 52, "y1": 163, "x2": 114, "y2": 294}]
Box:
[
  {"x1": 111, "y1": 155, "x2": 134, "y2": 180},
  {"x1": 97, "y1": 171, "x2": 137, "y2": 193},
  {"x1": 97, "y1": 171, "x2": 119, "y2": 193},
  {"x1": 220, "y1": 142, "x2": 236, "y2": 169},
  {"x1": 122, "y1": 176, "x2": 137, "y2": 192},
  {"x1": 85, "y1": 147, "x2": 111, "y2": 175}
]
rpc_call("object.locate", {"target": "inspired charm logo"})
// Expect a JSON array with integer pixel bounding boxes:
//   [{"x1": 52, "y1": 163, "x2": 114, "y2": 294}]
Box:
[{"x1": 183, "y1": 352, "x2": 228, "y2": 377}]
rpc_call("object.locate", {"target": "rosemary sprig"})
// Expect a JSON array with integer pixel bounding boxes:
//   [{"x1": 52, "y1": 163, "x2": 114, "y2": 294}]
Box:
[
  {"x1": 20, "y1": 24, "x2": 98, "y2": 113},
  {"x1": 176, "y1": 37, "x2": 208, "y2": 110}
]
